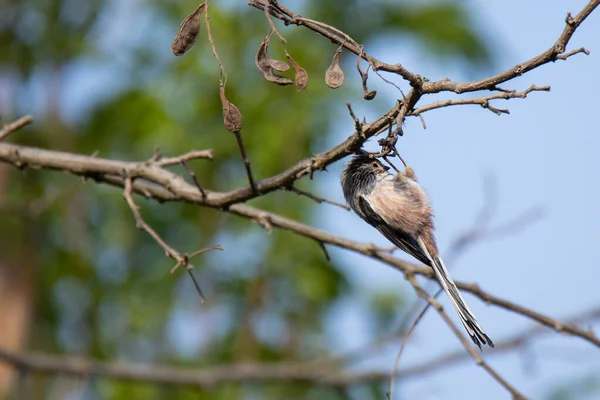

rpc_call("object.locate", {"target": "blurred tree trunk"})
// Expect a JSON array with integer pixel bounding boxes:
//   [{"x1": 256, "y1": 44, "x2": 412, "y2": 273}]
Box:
[{"x1": 0, "y1": 165, "x2": 34, "y2": 396}]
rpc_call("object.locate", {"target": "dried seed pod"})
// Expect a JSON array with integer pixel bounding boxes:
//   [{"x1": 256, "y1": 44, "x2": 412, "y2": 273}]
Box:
[
  {"x1": 255, "y1": 34, "x2": 293, "y2": 86},
  {"x1": 255, "y1": 36, "x2": 272, "y2": 72},
  {"x1": 264, "y1": 72, "x2": 293, "y2": 85},
  {"x1": 269, "y1": 59, "x2": 290, "y2": 72},
  {"x1": 286, "y1": 54, "x2": 308, "y2": 91},
  {"x1": 325, "y1": 49, "x2": 344, "y2": 89},
  {"x1": 363, "y1": 89, "x2": 377, "y2": 100},
  {"x1": 220, "y1": 83, "x2": 242, "y2": 133},
  {"x1": 171, "y1": 3, "x2": 205, "y2": 56}
]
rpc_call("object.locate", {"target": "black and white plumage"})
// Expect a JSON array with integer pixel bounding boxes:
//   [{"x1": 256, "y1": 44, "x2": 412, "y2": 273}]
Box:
[{"x1": 341, "y1": 154, "x2": 494, "y2": 348}]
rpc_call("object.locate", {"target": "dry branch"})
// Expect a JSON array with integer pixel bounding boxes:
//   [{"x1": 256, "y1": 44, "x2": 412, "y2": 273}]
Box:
[
  {"x1": 0, "y1": 115, "x2": 33, "y2": 141},
  {"x1": 1, "y1": 143, "x2": 598, "y2": 351},
  {"x1": 0, "y1": 309, "x2": 596, "y2": 389},
  {"x1": 0, "y1": 0, "x2": 599, "y2": 396}
]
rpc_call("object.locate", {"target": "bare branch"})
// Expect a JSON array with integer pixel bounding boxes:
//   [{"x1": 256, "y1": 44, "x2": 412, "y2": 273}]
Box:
[
  {"x1": 156, "y1": 150, "x2": 214, "y2": 167},
  {"x1": 233, "y1": 130, "x2": 258, "y2": 194},
  {"x1": 122, "y1": 177, "x2": 222, "y2": 301},
  {"x1": 0, "y1": 115, "x2": 33, "y2": 141},
  {"x1": 422, "y1": 1, "x2": 599, "y2": 94},
  {"x1": 203, "y1": 0, "x2": 226, "y2": 82},
  {"x1": 392, "y1": 307, "x2": 600, "y2": 381},
  {"x1": 403, "y1": 273, "x2": 529, "y2": 399},
  {"x1": 0, "y1": 309, "x2": 597, "y2": 389},
  {"x1": 1, "y1": 142, "x2": 598, "y2": 349},
  {"x1": 248, "y1": 0, "x2": 421, "y2": 85},
  {"x1": 556, "y1": 46, "x2": 590, "y2": 60},
  {"x1": 0, "y1": 3, "x2": 597, "y2": 394},
  {"x1": 249, "y1": 0, "x2": 598, "y2": 96},
  {"x1": 410, "y1": 85, "x2": 551, "y2": 117},
  {"x1": 284, "y1": 185, "x2": 350, "y2": 210},
  {"x1": 461, "y1": 282, "x2": 600, "y2": 347},
  {"x1": 181, "y1": 159, "x2": 207, "y2": 198},
  {"x1": 388, "y1": 288, "x2": 439, "y2": 400}
]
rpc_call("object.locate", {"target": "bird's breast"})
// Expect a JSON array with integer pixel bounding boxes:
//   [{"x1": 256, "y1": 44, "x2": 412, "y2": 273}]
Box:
[{"x1": 369, "y1": 175, "x2": 433, "y2": 234}]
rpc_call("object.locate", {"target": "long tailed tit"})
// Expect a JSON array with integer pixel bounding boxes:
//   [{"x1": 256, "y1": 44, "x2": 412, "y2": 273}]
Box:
[{"x1": 341, "y1": 154, "x2": 494, "y2": 348}]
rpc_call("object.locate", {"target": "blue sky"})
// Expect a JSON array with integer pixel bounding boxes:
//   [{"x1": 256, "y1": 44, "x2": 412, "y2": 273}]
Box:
[{"x1": 316, "y1": 1, "x2": 600, "y2": 398}]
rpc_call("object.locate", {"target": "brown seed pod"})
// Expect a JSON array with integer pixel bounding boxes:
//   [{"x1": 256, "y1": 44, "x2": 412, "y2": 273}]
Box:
[
  {"x1": 255, "y1": 34, "x2": 293, "y2": 86},
  {"x1": 255, "y1": 36, "x2": 272, "y2": 71},
  {"x1": 363, "y1": 89, "x2": 377, "y2": 100},
  {"x1": 171, "y1": 3, "x2": 205, "y2": 56},
  {"x1": 220, "y1": 83, "x2": 242, "y2": 133},
  {"x1": 286, "y1": 54, "x2": 308, "y2": 91},
  {"x1": 325, "y1": 48, "x2": 344, "y2": 89},
  {"x1": 269, "y1": 59, "x2": 290, "y2": 72}
]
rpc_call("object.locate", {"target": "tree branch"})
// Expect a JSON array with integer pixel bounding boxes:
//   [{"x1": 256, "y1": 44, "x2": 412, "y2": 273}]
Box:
[
  {"x1": 1, "y1": 142, "x2": 598, "y2": 350},
  {"x1": 410, "y1": 85, "x2": 551, "y2": 117},
  {"x1": 421, "y1": 1, "x2": 598, "y2": 94},
  {"x1": 0, "y1": 115, "x2": 33, "y2": 141},
  {"x1": 1, "y1": 308, "x2": 595, "y2": 390}
]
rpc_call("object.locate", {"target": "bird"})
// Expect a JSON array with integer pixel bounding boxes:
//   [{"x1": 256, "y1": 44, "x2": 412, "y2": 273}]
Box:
[{"x1": 340, "y1": 153, "x2": 494, "y2": 348}]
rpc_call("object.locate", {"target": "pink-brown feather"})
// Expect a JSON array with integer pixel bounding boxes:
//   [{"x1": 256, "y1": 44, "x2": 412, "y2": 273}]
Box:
[{"x1": 368, "y1": 172, "x2": 438, "y2": 255}]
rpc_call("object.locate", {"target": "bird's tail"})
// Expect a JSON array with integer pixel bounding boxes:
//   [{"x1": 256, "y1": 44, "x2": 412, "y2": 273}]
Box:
[{"x1": 417, "y1": 238, "x2": 494, "y2": 349}]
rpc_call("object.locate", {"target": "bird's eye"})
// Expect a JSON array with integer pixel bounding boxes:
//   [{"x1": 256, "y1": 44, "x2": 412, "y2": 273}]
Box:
[{"x1": 371, "y1": 161, "x2": 379, "y2": 168}]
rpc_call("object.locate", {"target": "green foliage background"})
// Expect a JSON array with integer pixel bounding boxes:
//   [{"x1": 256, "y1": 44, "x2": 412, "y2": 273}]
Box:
[{"x1": 0, "y1": 0, "x2": 493, "y2": 398}]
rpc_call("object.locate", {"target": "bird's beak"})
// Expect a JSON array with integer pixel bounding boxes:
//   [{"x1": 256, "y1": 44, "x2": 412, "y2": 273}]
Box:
[{"x1": 383, "y1": 165, "x2": 390, "y2": 172}]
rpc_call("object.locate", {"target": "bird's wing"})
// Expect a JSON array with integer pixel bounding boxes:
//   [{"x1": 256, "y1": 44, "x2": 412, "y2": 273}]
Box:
[{"x1": 357, "y1": 196, "x2": 431, "y2": 266}]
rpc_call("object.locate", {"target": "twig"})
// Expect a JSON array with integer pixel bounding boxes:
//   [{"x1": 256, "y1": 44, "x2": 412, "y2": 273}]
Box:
[
  {"x1": 404, "y1": 274, "x2": 529, "y2": 399},
  {"x1": 391, "y1": 307, "x2": 600, "y2": 381},
  {"x1": 460, "y1": 282, "x2": 600, "y2": 347},
  {"x1": 181, "y1": 159, "x2": 207, "y2": 198},
  {"x1": 556, "y1": 46, "x2": 589, "y2": 60},
  {"x1": 0, "y1": 309, "x2": 597, "y2": 389},
  {"x1": 251, "y1": 0, "x2": 599, "y2": 94},
  {"x1": 372, "y1": 68, "x2": 405, "y2": 97},
  {"x1": 410, "y1": 85, "x2": 551, "y2": 117},
  {"x1": 263, "y1": 1, "x2": 287, "y2": 45},
  {"x1": 286, "y1": 16, "x2": 360, "y2": 49},
  {"x1": 388, "y1": 288, "x2": 440, "y2": 400},
  {"x1": 346, "y1": 102, "x2": 362, "y2": 134},
  {"x1": 156, "y1": 150, "x2": 214, "y2": 167},
  {"x1": 0, "y1": 115, "x2": 33, "y2": 141},
  {"x1": 1, "y1": 142, "x2": 598, "y2": 349},
  {"x1": 188, "y1": 245, "x2": 223, "y2": 259},
  {"x1": 284, "y1": 185, "x2": 350, "y2": 210},
  {"x1": 233, "y1": 131, "x2": 258, "y2": 194},
  {"x1": 249, "y1": 0, "x2": 421, "y2": 85},
  {"x1": 204, "y1": 0, "x2": 227, "y2": 82},
  {"x1": 421, "y1": 1, "x2": 599, "y2": 94},
  {"x1": 123, "y1": 176, "x2": 221, "y2": 301},
  {"x1": 356, "y1": 47, "x2": 376, "y2": 100},
  {"x1": 445, "y1": 174, "x2": 544, "y2": 263},
  {"x1": 317, "y1": 241, "x2": 331, "y2": 261}
]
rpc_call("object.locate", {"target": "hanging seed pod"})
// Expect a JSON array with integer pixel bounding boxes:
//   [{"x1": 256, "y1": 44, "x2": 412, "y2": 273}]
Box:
[
  {"x1": 171, "y1": 3, "x2": 205, "y2": 56},
  {"x1": 286, "y1": 54, "x2": 308, "y2": 91},
  {"x1": 269, "y1": 59, "x2": 290, "y2": 72},
  {"x1": 220, "y1": 83, "x2": 242, "y2": 133},
  {"x1": 255, "y1": 36, "x2": 272, "y2": 72},
  {"x1": 255, "y1": 34, "x2": 293, "y2": 86},
  {"x1": 325, "y1": 48, "x2": 344, "y2": 89},
  {"x1": 363, "y1": 89, "x2": 377, "y2": 100}
]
